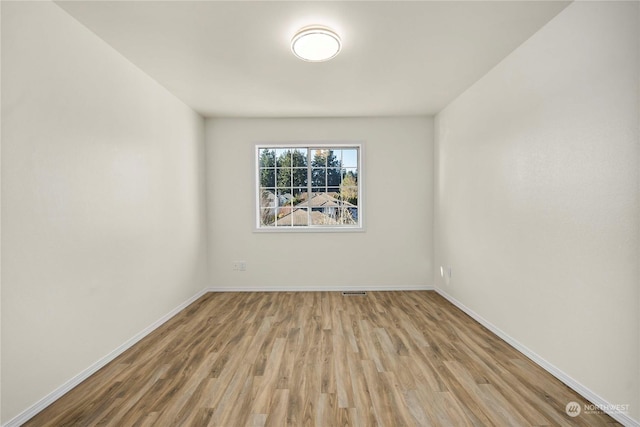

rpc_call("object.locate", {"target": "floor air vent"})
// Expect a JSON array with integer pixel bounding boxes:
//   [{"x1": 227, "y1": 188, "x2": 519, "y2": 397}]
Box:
[{"x1": 342, "y1": 291, "x2": 367, "y2": 296}]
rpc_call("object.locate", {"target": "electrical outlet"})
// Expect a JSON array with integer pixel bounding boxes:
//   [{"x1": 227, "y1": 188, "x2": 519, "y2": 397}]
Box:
[
  {"x1": 445, "y1": 266, "x2": 452, "y2": 285},
  {"x1": 232, "y1": 261, "x2": 247, "y2": 271}
]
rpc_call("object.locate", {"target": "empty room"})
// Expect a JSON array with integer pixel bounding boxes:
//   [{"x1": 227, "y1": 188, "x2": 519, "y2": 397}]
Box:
[{"x1": 1, "y1": 0, "x2": 638, "y2": 426}]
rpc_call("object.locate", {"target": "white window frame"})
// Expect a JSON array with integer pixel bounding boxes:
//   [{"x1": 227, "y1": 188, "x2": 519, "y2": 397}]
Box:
[{"x1": 254, "y1": 142, "x2": 364, "y2": 232}]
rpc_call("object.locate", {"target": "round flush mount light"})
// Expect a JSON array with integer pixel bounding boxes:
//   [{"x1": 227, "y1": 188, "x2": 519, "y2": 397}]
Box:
[{"x1": 291, "y1": 25, "x2": 341, "y2": 62}]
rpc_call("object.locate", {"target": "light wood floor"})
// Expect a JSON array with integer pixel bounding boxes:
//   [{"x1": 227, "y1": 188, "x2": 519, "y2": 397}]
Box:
[{"x1": 25, "y1": 291, "x2": 619, "y2": 426}]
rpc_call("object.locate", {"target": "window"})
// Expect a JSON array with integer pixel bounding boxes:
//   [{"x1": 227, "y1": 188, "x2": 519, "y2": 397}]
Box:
[{"x1": 256, "y1": 143, "x2": 362, "y2": 231}]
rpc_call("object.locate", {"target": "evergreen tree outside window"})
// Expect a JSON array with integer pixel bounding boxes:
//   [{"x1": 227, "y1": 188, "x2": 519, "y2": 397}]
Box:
[{"x1": 256, "y1": 143, "x2": 362, "y2": 231}]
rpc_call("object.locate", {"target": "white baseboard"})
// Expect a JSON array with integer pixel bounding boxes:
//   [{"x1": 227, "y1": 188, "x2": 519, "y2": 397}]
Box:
[
  {"x1": 204, "y1": 284, "x2": 434, "y2": 292},
  {"x1": 3, "y1": 288, "x2": 210, "y2": 427},
  {"x1": 435, "y1": 287, "x2": 639, "y2": 427}
]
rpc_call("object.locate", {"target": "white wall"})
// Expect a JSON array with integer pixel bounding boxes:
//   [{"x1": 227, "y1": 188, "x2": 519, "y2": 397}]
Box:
[
  {"x1": 1, "y1": 2, "x2": 208, "y2": 423},
  {"x1": 435, "y1": 1, "x2": 639, "y2": 423},
  {"x1": 0, "y1": 2, "x2": 3, "y2": 423},
  {"x1": 206, "y1": 117, "x2": 433, "y2": 290}
]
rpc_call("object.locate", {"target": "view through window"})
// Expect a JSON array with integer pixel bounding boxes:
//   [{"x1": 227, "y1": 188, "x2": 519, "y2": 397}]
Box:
[{"x1": 256, "y1": 144, "x2": 362, "y2": 230}]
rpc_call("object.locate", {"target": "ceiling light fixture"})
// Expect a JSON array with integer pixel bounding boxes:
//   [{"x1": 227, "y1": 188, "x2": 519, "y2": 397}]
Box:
[{"x1": 291, "y1": 25, "x2": 341, "y2": 62}]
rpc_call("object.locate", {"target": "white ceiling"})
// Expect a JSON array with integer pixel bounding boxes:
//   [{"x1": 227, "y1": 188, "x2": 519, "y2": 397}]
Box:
[{"x1": 55, "y1": 1, "x2": 570, "y2": 118}]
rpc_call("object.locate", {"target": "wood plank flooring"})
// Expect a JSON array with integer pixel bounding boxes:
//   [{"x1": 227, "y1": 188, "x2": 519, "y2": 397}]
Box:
[{"x1": 25, "y1": 291, "x2": 620, "y2": 426}]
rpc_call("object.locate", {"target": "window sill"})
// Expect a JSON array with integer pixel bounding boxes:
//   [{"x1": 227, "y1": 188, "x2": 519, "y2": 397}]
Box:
[{"x1": 254, "y1": 226, "x2": 365, "y2": 233}]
